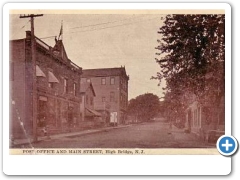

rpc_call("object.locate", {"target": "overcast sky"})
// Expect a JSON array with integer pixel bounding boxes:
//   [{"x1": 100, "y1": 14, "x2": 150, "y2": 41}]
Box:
[{"x1": 10, "y1": 13, "x2": 166, "y2": 100}]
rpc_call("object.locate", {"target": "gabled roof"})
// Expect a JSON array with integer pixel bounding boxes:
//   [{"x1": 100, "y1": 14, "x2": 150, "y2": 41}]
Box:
[
  {"x1": 80, "y1": 82, "x2": 96, "y2": 96},
  {"x1": 11, "y1": 31, "x2": 82, "y2": 74},
  {"x1": 82, "y1": 67, "x2": 129, "y2": 79},
  {"x1": 52, "y1": 39, "x2": 69, "y2": 62}
]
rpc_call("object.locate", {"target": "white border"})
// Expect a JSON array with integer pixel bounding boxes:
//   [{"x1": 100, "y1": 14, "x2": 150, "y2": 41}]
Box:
[
  {"x1": 3, "y1": 3, "x2": 231, "y2": 175},
  {"x1": 2, "y1": 2, "x2": 231, "y2": 10}
]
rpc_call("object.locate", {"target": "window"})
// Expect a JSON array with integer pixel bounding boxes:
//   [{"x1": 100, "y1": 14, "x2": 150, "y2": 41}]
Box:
[
  {"x1": 48, "y1": 82, "x2": 54, "y2": 88},
  {"x1": 110, "y1": 77, "x2": 115, "y2": 85},
  {"x1": 90, "y1": 97, "x2": 93, "y2": 106},
  {"x1": 194, "y1": 109, "x2": 197, "y2": 126},
  {"x1": 10, "y1": 62, "x2": 14, "y2": 81},
  {"x1": 86, "y1": 78, "x2": 91, "y2": 83},
  {"x1": 197, "y1": 107, "x2": 200, "y2": 126},
  {"x1": 48, "y1": 71, "x2": 59, "y2": 89},
  {"x1": 63, "y1": 78, "x2": 68, "y2": 93},
  {"x1": 101, "y1": 78, "x2": 106, "y2": 85},
  {"x1": 86, "y1": 95, "x2": 89, "y2": 105},
  {"x1": 110, "y1": 92, "x2": 115, "y2": 102},
  {"x1": 80, "y1": 113, "x2": 83, "y2": 121},
  {"x1": 102, "y1": 97, "x2": 106, "y2": 102},
  {"x1": 73, "y1": 83, "x2": 77, "y2": 96},
  {"x1": 81, "y1": 78, "x2": 86, "y2": 82}
]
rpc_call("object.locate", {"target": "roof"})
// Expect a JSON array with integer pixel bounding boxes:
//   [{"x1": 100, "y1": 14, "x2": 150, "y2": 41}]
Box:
[
  {"x1": 80, "y1": 82, "x2": 96, "y2": 96},
  {"x1": 85, "y1": 107, "x2": 102, "y2": 117},
  {"x1": 11, "y1": 31, "x2": 82, "y2": 73},
  {"x1": 52, "y1": 40, "x2": 69, "y2": 62},
  {"x1": 82, "y1": 67, "x2": 129, "y2": 79},
  {"x1": 36, "y1": 65, "x2": 46, "y2": 77}
]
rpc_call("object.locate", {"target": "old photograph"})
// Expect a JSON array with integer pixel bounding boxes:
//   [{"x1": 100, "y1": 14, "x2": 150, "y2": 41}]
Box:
[{"x1": 9, "y1": 10, "x2": 225, "y2": 154}]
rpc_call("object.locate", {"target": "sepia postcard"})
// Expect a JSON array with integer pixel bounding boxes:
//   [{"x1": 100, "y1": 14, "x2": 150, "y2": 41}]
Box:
[
  {"x1": 8, "y1": 8, "x2": 227, "y2": 156},
  {"x1": 3, "y1": 2, "x2": 232, "y2": 176}
]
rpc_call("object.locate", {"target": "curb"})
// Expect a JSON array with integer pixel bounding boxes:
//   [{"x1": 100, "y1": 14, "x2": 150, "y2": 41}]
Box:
[{"x1": 11, "y1": 124, "x2": 132, "y2": 148}]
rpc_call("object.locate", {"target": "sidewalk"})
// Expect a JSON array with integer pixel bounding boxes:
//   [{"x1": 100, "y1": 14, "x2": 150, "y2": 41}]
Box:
[
  {"x1": 11, "y1": 124, "x2": 132, "y2": 147},
  {"x1": 169, "y1": 124, "x2": 215, "y2": 148}
]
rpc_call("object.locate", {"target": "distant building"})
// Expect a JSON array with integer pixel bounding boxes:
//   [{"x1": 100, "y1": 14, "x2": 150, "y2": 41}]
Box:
[
  {"x1": 10, "y1": 31, "x2": 82, "y2": 139},
  {"x1": 80, "y1": 82, "x2": 101, "y2": 122},
  {"x1": 81, "y1": 67, "x2": 129, "y2": 125},
  {"x1": 185, "y1": 93, "x2": 224, "y2": 142}
]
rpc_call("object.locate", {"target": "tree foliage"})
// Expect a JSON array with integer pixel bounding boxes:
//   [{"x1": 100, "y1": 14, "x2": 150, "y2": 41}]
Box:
[
  {"x1": 155, "y1": 14, "x2": 225, "y2": 106},
  {"x1": 127, "y1": 93, "x2": 160, "y2": 121}
]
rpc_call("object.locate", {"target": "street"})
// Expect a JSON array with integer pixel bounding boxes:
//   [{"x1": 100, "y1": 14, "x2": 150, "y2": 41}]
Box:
[{"x1": 22, "y1": 121, "x2": 214, "y2": 148}]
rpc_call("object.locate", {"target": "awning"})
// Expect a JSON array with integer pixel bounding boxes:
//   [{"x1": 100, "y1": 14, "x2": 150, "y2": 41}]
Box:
[
  {"x1": 48, "y1": 71, "x2": 59, "y2": 83},
  {"x1": 85, "y1": 107, "x2": 102, "y2": 117},
  {"x1": 36, "y1": 65, "x2": 46, "y2": 77}
]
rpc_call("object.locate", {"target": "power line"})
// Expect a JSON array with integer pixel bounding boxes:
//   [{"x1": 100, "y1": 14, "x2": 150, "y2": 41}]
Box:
[
  {"x1": 70, "y1": 14, "x2": 148, "y2": 30},
  {"x1": 39, "y1": 35, "x2": 56, "y2": 40},
  {"x1": 70, "y1": 16, "x2": 163, "y2": 34},
  {"x1": 16, "y1": 15, "x2": 165, "y2": 40},
  {"x1": 11, "y1": 19, "x2": 31, "y2": 38}
]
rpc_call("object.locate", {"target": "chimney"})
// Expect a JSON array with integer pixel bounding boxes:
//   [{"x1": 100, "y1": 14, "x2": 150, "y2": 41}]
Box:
[{"x1": 26, "y1": 31, "x2": 31, "y2": 39}]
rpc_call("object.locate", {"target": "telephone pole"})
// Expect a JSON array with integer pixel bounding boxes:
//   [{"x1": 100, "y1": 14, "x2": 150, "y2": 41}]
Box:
[{"x1": 20, "y1": 14, "x2": 43, "y2": 142}]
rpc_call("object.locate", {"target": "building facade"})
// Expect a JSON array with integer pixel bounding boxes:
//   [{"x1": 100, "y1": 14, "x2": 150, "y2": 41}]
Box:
[
  {"x1": 10, "y1": 31, "x2": 82, "y2": 139},
  {"x1": 81, "y1": 67, "x2": 129, "y2": 125},
  {"x1": 80, "y1": 82, "x2": 102, "y2": 122},
  {"x1": 185, "y1": 93, "x2": 225, "y2": 142}
]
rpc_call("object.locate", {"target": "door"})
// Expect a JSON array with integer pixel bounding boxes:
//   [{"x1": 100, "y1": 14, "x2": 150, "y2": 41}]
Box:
[
  {"x1": 188, "y1": 110, "x2": 192, "y2": 131},
  {"x1": 38, "y1": 97, "x2": 47, "y2": 127},
  {"x1": 110, "y1": 112, "x2": 118, "y2": 125}
]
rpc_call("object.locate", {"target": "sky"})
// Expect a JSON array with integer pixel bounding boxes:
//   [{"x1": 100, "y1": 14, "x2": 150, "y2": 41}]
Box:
[{"x1": 9, "y1": 12, "x2": 166, "y2": 100}]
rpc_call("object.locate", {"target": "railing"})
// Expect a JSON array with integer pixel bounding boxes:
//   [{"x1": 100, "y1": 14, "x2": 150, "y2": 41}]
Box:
[
  {"x1": 35, "y1": 36, "x2": 82, "y2": 72},
  {"x1": 70, "y1": 61, "x2": 81, "y2": 70},
  {"x1": 35, "y1": 37, "x2": 50, "y2": 50}
]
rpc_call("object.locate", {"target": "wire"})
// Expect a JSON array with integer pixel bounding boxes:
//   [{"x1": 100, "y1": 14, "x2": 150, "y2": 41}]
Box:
[
  {"x1": 70, "y1": 14, "x2": 148, "y2": 30},
  {"x1": 11, "y1": 20, "x2": 31, "y2": 38},
  {"x1": 28, "y1": 15, "x2": 165, "y2": 40},
  {"x1": 39, "y1": 35, "x2": 56, "y2": 40},
  {"x1": 70, "y1": 16, "x2": 163, "y2": 34}
]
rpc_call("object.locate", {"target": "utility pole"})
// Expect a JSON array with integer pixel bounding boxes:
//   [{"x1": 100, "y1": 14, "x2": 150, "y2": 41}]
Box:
[{"x1": 20, "y1": 14, "x2": 43, "y2": 142}]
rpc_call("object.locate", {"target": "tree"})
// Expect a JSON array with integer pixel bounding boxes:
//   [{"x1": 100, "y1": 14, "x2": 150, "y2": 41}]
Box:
[
  {"x1": 128, "y1": 93, "x2": 160, "y2": 122},
  {"x1": 155, "y1": 14, "x2": 225, "y2": 110},
  {"x1": 154, "y1": 15, "x2": 225, "y2": 129}
]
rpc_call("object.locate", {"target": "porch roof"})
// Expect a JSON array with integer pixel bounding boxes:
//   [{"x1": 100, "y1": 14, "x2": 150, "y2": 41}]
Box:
[{"x1": 85, "y1": 107, "x2": 102, "y2": 117}]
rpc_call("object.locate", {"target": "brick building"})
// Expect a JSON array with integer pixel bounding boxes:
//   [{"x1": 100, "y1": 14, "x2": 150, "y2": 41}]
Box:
[
  {"x1": 81, "y1": 67, "x2": 129, "y2": 125},
  {"x1": 10, "y1": 31, "x2": 82, "y2": 139}
]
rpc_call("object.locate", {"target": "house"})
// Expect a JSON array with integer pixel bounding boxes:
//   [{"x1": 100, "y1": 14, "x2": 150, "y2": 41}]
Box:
[
  {"x1": 81, "y1": 67, "x2": 129, "y2": 125},
  {"x1": 185, "y1": 93, "x2": 225, "y2": 142},
  {"x1": 79, "y1": 82, "x2": 102, "y2": 125},
  {"x1": 10, "y1": 31, "x2": 82, "y2": 140}
]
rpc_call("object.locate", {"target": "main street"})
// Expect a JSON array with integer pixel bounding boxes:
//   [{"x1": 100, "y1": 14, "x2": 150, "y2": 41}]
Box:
[{"x1": 25, "y1": 120, "x2": 214, "y2": 148}]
